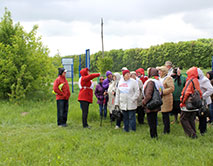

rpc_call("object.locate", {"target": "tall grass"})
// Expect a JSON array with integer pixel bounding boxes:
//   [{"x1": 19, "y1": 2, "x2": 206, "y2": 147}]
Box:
[{"x1": 0, "y1": 85, "x2": 213, "y2": 166}]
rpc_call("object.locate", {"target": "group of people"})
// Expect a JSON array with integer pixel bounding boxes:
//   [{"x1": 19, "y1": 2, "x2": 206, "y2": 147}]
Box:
[{"x1": 53, "y1": 61, "x2": 213, "y2": 139}]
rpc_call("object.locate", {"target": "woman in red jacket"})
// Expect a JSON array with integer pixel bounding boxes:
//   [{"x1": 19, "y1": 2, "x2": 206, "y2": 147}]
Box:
[
  {"x1": 180, "y1": 67, "x2": 202, "y2": 138},
  {"x1": 53, "y1": 68, "x2": 71, "y2": 127},
  {"x1": 78, "y1": 68, "x2": 100, "y2": 128}
]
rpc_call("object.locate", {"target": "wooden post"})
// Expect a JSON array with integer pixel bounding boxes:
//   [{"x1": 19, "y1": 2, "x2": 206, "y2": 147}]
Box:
[{"x1": 101, "y1": 18, "x2": 104, "y2": 58}]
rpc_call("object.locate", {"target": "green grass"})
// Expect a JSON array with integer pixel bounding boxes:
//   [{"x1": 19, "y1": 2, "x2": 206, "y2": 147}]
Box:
[{"x1": 0, "y1": 85, "x2": 213, "y2": 166}]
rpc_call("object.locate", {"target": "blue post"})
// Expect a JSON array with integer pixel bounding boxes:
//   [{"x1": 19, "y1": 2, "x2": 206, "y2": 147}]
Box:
[
  {"x1": 88, "y1": 49, "x2": 90, "y2": 69},
  {"x1": 212, "y1": 56, "x2": 213, "y2": 71},
  {"x1": 79, "y1": 55, "x2": 81, "y2": 78},
  {"x1": 85, "y1": 49, "x2": 87, "y2": 68},
  {"x1": 71, "y1": 64, "x2": 74, "y2": 93},
  {"x1": 86, "y1": 49, "x2": 90, "y2": 69}
]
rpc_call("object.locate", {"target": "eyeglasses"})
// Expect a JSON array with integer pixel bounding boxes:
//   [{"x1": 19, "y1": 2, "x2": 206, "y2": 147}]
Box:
[{"x1": 100, "y1": 79, "x2": 104, "y2": 80}]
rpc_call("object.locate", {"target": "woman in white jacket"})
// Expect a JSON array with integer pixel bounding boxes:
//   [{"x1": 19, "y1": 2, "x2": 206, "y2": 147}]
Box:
[
  {"x1": 108, "y1": 73, "x2": 121, "y2": 128},
  {"x1": 115, "y1": 70, "x2": 139, "y2": 132},
  {"x1": 197, "y1": 68, "x2": 213, "y2": 135}
]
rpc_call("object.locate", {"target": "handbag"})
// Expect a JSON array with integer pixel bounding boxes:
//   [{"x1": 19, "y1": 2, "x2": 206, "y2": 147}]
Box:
[
  {"x1": 146, "y1": 85, "x2": 163, "y2": 110},
  {"x1": 198, "y1": 100, "x2": 210, "y2": 117},
  {"x1": 182, "y1": 79, "x2": 202, "y2": 110},
  {"x1": 112, "y1": 106, "x2": 122, "y2": 121}
]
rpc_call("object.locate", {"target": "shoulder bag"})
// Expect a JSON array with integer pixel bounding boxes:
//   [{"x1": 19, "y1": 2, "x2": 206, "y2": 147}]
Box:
[{"x1": 182, "y1": 79, "x2": 202, "y2": 110}]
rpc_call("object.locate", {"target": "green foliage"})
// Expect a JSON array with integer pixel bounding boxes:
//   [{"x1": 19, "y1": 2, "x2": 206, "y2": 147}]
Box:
[
  {"x1": 87, "y1": 39, "x2": 213, "y2": 73},
  {"x1": 97, "y1": 56, "x2": 113, "y2": 74},
  {"x1": 0, "y1": 9, "x2": 55, "y2": 101}
]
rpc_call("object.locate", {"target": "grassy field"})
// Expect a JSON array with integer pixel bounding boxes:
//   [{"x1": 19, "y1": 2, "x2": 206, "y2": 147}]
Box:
[{"x1": 0, "y1": 85, "x2": 213, "y2": 166}]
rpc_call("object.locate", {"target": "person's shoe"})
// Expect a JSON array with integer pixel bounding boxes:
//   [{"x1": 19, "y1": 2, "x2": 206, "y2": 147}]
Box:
[
  {"x1": 61, "y1": 124, "x2": 67, "y2": 127},
  {"x1": 115, "y1": 125, "x2": 120, "y2": 129},
  {"x1": 84, "y1": 125, "x2": 91, "y2": 129},
  {"x1": 191, "y1": 135, "x2": 198, "y2": 139}
]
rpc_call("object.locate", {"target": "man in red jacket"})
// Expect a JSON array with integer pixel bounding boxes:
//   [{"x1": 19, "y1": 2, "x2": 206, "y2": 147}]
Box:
[
  {"x1": 78, "y1": 68, "x2": 100, "y2": 128},
  {"x1": 53, "y1": 68, "x2": 71, "y2": 127}
]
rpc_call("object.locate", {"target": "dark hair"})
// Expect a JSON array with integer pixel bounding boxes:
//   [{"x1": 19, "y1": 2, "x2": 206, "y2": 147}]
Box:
[
  {"x1": 58, "y1": 68, "x2": 65, "y2": 76},
  {"x1": 172, "y1": 67, "x2": 181, "y2": 86}
]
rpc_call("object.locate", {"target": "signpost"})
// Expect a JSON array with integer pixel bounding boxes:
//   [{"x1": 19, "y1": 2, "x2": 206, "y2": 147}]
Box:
[
  {"x1": 62, "y1": 58, "x2": 74, "y2": 93},
  {"x1": 79, "y1": 55, "x2": 81, "y2": 78},
  {"x1": 86, "y1": 49, "x2": 90, "y2": 69}
]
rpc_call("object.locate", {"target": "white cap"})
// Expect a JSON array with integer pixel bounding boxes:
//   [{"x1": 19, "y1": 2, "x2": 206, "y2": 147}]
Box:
[
  {"x1": 64, "y1": 69, "x2": 67, "y2": 72},
  {"x1": 121, "y1": 67, "x2": 128, "y2": 71}
]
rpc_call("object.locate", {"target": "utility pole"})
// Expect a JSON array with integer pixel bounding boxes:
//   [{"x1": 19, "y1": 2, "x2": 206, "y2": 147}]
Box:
[{"x1": 101, "y1": 18, "x2": 104, "y2": 57}]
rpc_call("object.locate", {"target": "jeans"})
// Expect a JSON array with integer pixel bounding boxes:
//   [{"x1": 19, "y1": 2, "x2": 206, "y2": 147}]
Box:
[
  {"x1": 123, "y1": 110, "x2": 136, "y2": 132},
  {"x1": 210, "y1": 103, "x2": 213, "y2": 122},
  {"x1": 80, "y1": 101, "x2": 90, "y2": 128},
  {"x1": 57, "y1": 100, "x2": 69, "y2": 126},
  {"x1": 99, "y1": 104, "x2": 107, "y2": 118}
]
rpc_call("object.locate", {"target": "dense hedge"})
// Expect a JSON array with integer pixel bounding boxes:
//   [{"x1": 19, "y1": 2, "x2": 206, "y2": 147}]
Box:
[{"x1": 63, "y1": 39, "x2": 213, "y2": 74}]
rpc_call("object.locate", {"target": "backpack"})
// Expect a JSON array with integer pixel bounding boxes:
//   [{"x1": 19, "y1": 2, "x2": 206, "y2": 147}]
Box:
[{"x1": 182, "y1": 79, "x2": 202, "y2": 110}]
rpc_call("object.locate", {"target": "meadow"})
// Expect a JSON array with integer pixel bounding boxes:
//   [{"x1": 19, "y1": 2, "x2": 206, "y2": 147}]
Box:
[{"x1": 0, "y1": 85, "x2": 213, "y2": 166}]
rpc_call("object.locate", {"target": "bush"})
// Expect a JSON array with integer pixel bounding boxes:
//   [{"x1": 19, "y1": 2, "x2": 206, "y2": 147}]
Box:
[{"x1": 0, "y1": 9, "x2": 55, "y2": 101}]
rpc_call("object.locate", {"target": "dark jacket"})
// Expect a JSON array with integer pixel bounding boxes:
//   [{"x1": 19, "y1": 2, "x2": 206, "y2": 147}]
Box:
[
  {"x1": 142, "y1": 68, "x2": 161, "y2": 113},
  {"x1": 95, "y1": 83, "x2": 105, "y2": 104},
  {"x1": 172, "y1": 75, "x2": 186, "y2": 101}
]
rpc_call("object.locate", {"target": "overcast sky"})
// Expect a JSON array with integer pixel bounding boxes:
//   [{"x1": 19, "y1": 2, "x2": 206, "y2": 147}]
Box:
[{"x1": 1, "y1": 0, "x2": 213, "y2": 56}]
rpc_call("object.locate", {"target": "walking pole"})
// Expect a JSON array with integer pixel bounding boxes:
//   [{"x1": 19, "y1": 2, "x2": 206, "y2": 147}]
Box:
[{"x1": 100, "y1": 110, "x2": 103, "y2": 127}]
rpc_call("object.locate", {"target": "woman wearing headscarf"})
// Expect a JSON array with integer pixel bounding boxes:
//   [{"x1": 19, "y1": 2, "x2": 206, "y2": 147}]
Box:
[
  {"x1": 180, "y1": 67, "x2": 202, "y2": 138},
  {"x1": 157, "y1": 66, "x2": 175, "y2": 134},
  {"x1": 136, "y1": 68, "x2": 148, "y2": 84},
  {"x1": 171, "y1": 68, "x2": 186, "y2": 124},
  {"x1": 142, "y1": 68, "x2": 163, "y2": 138},
  {"x1": 108, "y1": 73, "x2": 121, "y2": 128},
  {"x1": 197, "y1": 68, "x2": 213, "y2": 135},
  {"x1": 115, "y1": 70, "x2": 139, "y2": 132},
  {"x1": 78, "y1": 68, "x2": 100, "y2": 128},
  {"x1": 206, "y1": 71, "x2": 213, "y2": 124}
]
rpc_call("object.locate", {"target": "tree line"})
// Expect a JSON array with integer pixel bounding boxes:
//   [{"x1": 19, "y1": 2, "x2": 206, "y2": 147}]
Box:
[{"x1": 64, "y1": 38, "x2": 213, "y2": 74}]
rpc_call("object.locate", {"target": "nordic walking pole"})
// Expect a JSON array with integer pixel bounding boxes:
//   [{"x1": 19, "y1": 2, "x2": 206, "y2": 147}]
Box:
[{"x1": 100, "y1": 110, "x2": 103, "y2": 127}]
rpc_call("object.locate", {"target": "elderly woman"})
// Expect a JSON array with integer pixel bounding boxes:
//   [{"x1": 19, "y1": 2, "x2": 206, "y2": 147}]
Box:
[
  {"x1": 78, "y1": 68, "x2": 100, "y2": 128},
  {"x1": 197, "y1": 68, "x2": 213, "y2": 135},
  {"x1": 171, "y1": 68, "x2": 186, "y2": 124},
  {"x1": 95, "y1": 76, "x2": 107, "y2": 119},
  {"x1": 180, "y1": 67, "x2": 202, "y2": 138},
  {"x1": 130, "y1": 71, "x2": 144, "y2": 124},
  {"x1": 108, "y1": 73, "x2": 121, "y2": 128},
  {"x1": 157, "y1": 66, "x2": 175, "y2": 134},
  {"x1": 142, "y1": 68, "x2": 163, "y2": 138},
  {"x1": 115, "y1": 70, "x2": 139, "y2": 132}
]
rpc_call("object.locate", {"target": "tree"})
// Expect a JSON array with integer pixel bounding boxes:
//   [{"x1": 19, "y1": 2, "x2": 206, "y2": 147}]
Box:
[
  {"x1": 97, "y1": 56, "x2": 113, "y2": 74},
  {"x1": 0, "y1": 9, "x2": 55, "y2": 101}
]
